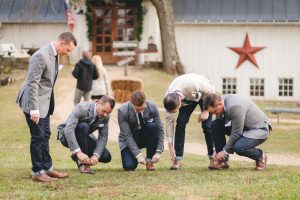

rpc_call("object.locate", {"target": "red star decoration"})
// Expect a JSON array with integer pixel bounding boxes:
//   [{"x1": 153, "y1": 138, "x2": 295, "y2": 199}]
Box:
[{"x1": 228, "y1": 33, "x2": 265, "y2": 69}]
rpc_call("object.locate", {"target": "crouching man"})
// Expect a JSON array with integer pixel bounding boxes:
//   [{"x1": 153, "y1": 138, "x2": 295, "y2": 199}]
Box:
[
  {"x1": 58, "y1": 95, "x2": 115, "y2": 174},
  {"x1": 118, "y1": 90, "x2": 164, "y2": 171},
  {"x1": 203, "y1": 93, "x2": 271, "y2": 170}
]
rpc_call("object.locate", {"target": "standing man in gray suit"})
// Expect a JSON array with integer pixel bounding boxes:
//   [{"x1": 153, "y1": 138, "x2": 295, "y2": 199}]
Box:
[
  {"x1": 58, "y1": 95, "x2": 115, "y2": 174},
  {"x1": 16, "y1": 32, "x2": 77, "y2": 182},
  {"x1": 118, "y1": 90, "x2": 164, "y2": 171},
  {"x1": 163, "y1": 73, "x2": 216, "y2": 170},
  {"x1": 203, "y1": 93, "x2": 271, "y2": 170}
]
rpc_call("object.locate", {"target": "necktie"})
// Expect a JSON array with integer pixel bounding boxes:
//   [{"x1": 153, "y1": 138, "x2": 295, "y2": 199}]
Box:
[
  {"x1": 138, "y1": 112, "x2": 145, "y2": 128},
  {"x1": 55, "y1": 55, "x2": 58, "y2": 75},
  {"x1": 91, "y1": 116, "x2": 99, "y2": 129},
  {"x1": 49, "y1": 56, "x2": 58, "y2": 115},
  {"x1": 53, "y1": 55, "x2": 59, "y2": 84}
]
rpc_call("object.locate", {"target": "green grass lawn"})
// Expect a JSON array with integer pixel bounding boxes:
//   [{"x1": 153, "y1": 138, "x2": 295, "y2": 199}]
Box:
[{"x1": 0, "y1": 67, "x2": 300, "y2": 199}]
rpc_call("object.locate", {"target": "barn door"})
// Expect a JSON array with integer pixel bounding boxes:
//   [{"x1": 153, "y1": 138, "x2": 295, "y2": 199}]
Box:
[{"x1": 92, "y1": 6, "x2": 136, "y2": 64}]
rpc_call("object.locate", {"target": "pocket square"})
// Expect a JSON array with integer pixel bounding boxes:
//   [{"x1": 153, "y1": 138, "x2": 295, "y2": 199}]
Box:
[
  {"x1": 147, "y1": 118, "x2": 154, "y2": 123},
  {"x1": 225, "y1": 121, "x2": 231, "y2": 127},
  {"x1": 59, "y1": 64, "x2": 64, "y2": 71}
]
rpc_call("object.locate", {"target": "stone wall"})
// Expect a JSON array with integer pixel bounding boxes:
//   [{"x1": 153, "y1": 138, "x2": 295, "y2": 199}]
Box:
[{"x1": 0, "y1": 56, "x2": 29, "y2": 73}]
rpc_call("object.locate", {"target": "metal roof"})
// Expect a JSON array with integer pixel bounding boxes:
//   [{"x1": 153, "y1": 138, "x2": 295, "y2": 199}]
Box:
[
  {"x1": 0, "y1": 0, "x2": 66, "y2": 23},
  {"x1": 173, "y1": 0, "x2": 300, "y2": 23}
]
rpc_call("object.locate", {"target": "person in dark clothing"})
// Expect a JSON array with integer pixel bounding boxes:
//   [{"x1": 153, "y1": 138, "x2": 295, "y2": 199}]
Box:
[{"x1": 72, "y1": 51, "x2": 99, "y2": 105}]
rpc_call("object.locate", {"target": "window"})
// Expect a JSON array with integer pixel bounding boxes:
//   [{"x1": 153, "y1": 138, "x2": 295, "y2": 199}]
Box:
[
  {"x1": 279, "y1": 78, "x2": 293, "y2": 96},
  {"x1": 250, "y1": 78, "x2": 264, "y2": 96},
  {"x1": 222, "y1": 78, "x2": 237, "y2": 94}
]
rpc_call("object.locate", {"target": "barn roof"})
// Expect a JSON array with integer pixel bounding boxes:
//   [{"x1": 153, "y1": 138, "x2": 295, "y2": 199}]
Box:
[
  {"x1": 0, "y1": 0, "x2": 66, "y2": 23},
  {"x1": 173, "y1": 0, "x2": 300, "y2": 23}
]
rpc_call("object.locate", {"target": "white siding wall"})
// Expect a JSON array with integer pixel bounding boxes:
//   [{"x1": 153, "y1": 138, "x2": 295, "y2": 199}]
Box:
[
  {"x1": 140, "y1": 1, "x2": 162, "y2": 62},
  {"x1": 71, "y1": 4, "x2": 90, "y2": 64},
  {"x1": 0, "y1": 19, "x2": 90, "y2": 64},
  {"x1": 0, "y1": 23, "x2": 68, "y2": 50},
  {"x1": 174, "y1": 24, "x2": 300, "y2": 100}
]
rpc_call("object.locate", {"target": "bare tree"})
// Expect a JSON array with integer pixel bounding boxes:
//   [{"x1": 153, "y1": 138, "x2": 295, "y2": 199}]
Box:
[{"x1": 150, "y1": 0, "x2": 185, "y2": 74}]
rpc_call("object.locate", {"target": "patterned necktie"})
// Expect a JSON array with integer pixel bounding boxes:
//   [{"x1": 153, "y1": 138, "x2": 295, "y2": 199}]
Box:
[{"x1": 138, "y1": 112, "x2": 145, "y2": 128}]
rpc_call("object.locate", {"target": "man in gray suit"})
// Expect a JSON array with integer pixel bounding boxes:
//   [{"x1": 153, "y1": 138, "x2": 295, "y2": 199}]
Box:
[
  {"x1": 58, "y1": 95, "x2": 115, "y2": 174},
  {"x1": 118, "y1": 90, "x2": 164, "y2": 171},
  {"x1": 16, "y1": 32, "x2": 77, "y2": 182},
  {"x1": 203, "y1": 94, "x2": 271, "y2": 170}
]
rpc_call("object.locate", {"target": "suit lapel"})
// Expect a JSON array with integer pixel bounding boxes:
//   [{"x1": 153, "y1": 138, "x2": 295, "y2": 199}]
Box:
[
  {"x1": 128, "y1": 103, "x2": 138, "y2": 128},
  {"x1": 89, "y1": 103, "x2": 96, "y2": 123},
  {"x1": 143, "y1": 102, "x2": 150, "y2": 120},
  {"x1": 47, "y1": 44, "x2": 57, "y2": 85}
]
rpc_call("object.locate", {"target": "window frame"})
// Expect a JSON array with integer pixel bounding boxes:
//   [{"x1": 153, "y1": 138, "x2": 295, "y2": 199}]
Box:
[{"x1": 222, "y1": 77, "x2": 237, "y2": 94}]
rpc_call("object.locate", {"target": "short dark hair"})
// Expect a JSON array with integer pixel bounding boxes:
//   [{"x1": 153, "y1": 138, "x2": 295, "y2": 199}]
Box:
[
  {"x1": 58, "y1": 32, "x2": 77, "y2": 46},
  {"x1": 203, "y1": 93, "x2": 220, "y2": 110},
  {"x1": 163, "y1": 93, "x2": 180, "y2": 112},
  {"x1": 100, "y1": 95, "x2": 115, "y2": 109},
  {"x1": 131, "y1": 90, "x2": 146, "y2": 106},
  {"x1": 82, "y1": 50, "x2": 91, "y2": 59}
]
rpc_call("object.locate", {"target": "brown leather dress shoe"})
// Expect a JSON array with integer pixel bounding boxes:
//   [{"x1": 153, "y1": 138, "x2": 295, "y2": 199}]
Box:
[
  {"x1": 256, "y1": 153, "x2": 267, "y2": 171},
  {"x1": 221, "y1": 160, "x2": 230, "y2": 169},
  {"x1": 208, "y1": 158, "x2": 215, "y2": 169},
  {"x1": 79, "y1": 165, "x2": 95, "y2": 174},
  {"x1": 47, "y1": 170, "x2": 69, "y2": 179},
  {"x1": 208, "y1": 159, "x2": 222, "y2": 170},
  {"x1": 209, "y1": 158, "x2": 229, "y2": 170},
  {"x1": 31, "y1": 174, "x2": 58, "y2": 182},
  {"x1": 146, "y1": 162, "x2": 156, "y2": 171},
  {"x1": 170, "y1": 160, "x2": 182, "y2": 170}
]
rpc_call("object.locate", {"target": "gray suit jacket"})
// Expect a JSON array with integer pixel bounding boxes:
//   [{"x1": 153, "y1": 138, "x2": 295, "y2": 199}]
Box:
[
  {"x1": 59, "y1": 102, "x2": 110, "y2": 157},
  {"x1": 118, "y1": 101, "x2": 164, "y2": 157},
  {"x1": 16, "y1": 44, "x2": 57, "y2": 118},
  {"x1": 223, "y1": 94, "x2": 271, "y2": 153}
]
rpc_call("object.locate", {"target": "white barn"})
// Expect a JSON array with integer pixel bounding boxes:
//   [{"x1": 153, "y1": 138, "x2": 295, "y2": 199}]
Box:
[{"x1": 143, "y1": 0, "x2": 300, "y2": 101}]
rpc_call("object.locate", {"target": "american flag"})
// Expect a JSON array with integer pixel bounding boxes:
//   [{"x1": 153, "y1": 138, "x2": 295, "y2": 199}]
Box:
[{"x1": 64, "y1": 0, "x2": 74, "y2": 31}]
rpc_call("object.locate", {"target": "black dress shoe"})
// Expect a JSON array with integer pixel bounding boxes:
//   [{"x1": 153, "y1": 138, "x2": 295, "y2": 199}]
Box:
[
  {"x1": 71, "y1": 154, "x2": 84, "y2": 170},
  {"x1": 71, "y1": 154, "x2": 78, "y2": 162}
]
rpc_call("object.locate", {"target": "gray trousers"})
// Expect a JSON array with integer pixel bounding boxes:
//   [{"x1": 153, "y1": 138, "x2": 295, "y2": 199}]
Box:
[{"x1": 74, "y1": 88, "x2": 91, "y2": 105}]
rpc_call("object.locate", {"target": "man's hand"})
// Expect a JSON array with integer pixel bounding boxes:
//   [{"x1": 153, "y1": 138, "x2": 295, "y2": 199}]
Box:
[
  {"x1": 216, "y1": 151, "x2": 226, "y2": 161},
  {"x1": 137, "y1": 154, "x2": 146, "y2": 165},
  {"x1": 76, "y1": 151, "x2": 90, "y2": 164},
  {"x1": 30, "y1": 113, "x2": 40, "y2": 124},
  {"x1": 89, "y1": 155, "x2": 99, "y2": 166},
  {"x1": 168, "y1": 143, "x2": 176, "y2": 162},
  {"x1": 198, "y1": 110, "x2": 209, "y2": 123},
  {"x1": 151, "y1": 152, "x2": 161, "y2": 163}
]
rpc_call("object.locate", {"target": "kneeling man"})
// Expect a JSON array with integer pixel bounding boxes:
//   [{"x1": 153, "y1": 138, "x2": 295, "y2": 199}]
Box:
[
  {"x1": 118, "y1": 90, "x2": 164, "y2": 171},
  {"x1": 58, "y1": 95, "x2": 115, "y2": 173},
  {"x1": 203, "y1": 94, "x2": 271, "y2": 170}
]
